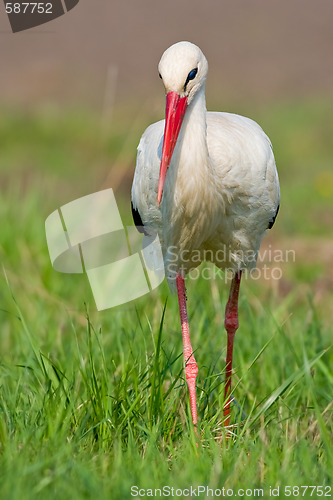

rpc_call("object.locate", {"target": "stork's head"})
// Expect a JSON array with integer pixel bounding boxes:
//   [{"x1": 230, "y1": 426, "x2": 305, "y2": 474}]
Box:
[{"x1": 157, "y1": 41, "x2": 208, "y2": 204}]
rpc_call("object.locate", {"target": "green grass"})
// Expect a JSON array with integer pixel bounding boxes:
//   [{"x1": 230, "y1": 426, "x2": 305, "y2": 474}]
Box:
[{"x1": 1, "y1": 99, "x2": 333, "y2": 498}]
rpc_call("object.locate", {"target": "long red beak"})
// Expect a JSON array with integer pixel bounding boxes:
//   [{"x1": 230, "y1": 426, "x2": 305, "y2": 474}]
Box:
[{"x1": 157, "y1": 91, "x2": 187, "y2": 204}]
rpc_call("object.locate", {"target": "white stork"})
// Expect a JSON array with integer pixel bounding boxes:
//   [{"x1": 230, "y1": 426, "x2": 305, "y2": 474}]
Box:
[{"x1": 131, "y1": 41, "x2": 280, "y2": 428}]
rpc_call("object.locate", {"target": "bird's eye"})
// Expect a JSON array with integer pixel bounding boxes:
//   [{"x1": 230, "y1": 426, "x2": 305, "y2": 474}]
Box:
[
  {"x1": 184, "y1": 67, "x2": 198, "y2": 91},
  {"x1": 188, "y1": 68, "x2": 198, "y2": 81},
  {"x1": 159, "y1": 72, "x2": 162, "y2": 79}
]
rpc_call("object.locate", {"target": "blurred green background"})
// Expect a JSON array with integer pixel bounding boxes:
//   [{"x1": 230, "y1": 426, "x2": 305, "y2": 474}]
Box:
[{"x1": 1, "y1": 1, "x2": 333, "y2": 498}]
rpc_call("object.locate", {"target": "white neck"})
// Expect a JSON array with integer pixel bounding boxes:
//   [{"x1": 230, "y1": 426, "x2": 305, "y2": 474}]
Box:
[
  {"x1": 162, "y1": 84, "x2": 222, "y2": 252},
  {"x1": 178, "y1": 85, "x2": 208, "y2": 165},
  {"x1": 164, "y1": 85, "x2": 215, "y2": 207}
]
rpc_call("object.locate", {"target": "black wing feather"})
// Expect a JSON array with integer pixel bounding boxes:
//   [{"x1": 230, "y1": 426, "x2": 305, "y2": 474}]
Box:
[
  {"x1": 131, "y1": 201, "x2": 148, "y2": 235},
  {"x1": 268, "y1": 203, "x2": 280, "y2": 229}
]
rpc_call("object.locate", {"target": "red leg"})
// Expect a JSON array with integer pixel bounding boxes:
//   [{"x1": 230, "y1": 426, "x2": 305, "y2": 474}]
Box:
[
  {"x1": 176, "y1": 273, "x2": 198, "y2": 425},
  {"x1": 224, "y1": 270, "x2": 242, "y2": 428}
]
